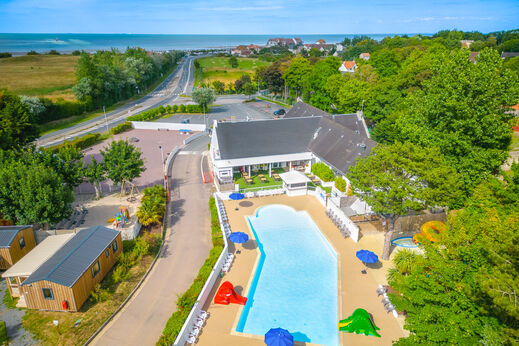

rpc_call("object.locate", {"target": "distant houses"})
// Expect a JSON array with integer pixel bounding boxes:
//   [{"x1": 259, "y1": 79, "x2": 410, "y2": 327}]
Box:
[
  {"x1": 231, "y1": 44, "x2": 263, "y2": 57},
  {"x1": 469, "y1": 51, "x2": 480, "y2": 63},
  {"x1": 266, "y1": 37, "x2": 303, "y2": 49},
  {"x1": 0, "y1": 226, "x2": 36, "y2": 270},
  {"x1": 460, "y1": 40, "x2": 474, "y2": 49},
  {"x1": 339, "y1": 61, "x2": 357, "y2": 74},
  {"x1": 501, "y1": 52, "x2": 519, "y2": 59},
  {"x1": 3, "y1": 226, "x2": 122, "y2": 311},
  {"x1": 359, "y1": 52, "x2": 370, "y2": 60}
]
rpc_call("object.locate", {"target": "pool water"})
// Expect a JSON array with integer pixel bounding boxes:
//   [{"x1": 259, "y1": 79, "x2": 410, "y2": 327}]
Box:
[
  {"x1": 236, "y1": 205, "x2": 339, "y2": 346},
  {"x1": 391, "y1": 236, "x2": 418, "y2": 248}
]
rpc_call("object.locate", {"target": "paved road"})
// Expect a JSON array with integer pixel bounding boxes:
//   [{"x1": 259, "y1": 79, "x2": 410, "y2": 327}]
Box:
[
  {"x1": 91, "y1": 137, "x2": 212, "y2": 346},
  {"x1": 38, "y1": 55, "x2": 197, "y2": 147}
]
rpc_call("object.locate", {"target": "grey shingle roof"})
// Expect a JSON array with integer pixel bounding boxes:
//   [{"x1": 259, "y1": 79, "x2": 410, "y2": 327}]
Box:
[
  {"x1": 309, "y1": 117, "x2": 377, "y2": 174},
  {"x1": 22, "y1": 226, "x2": 119, "y2": 287},
  {"x1": 215, "y1": 117, "x2": 321, "y2": 160},
  {"x1": 284, "y1": 101, "x2": 330, "y2": 118},
  {"x1": 0, "y1": 226, "x2": 31, "y2": 248}
]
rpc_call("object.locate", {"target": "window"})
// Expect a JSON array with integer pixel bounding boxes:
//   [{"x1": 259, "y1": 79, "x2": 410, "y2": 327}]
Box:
[
  {"x1": 91, "y1": 260, "x2": 100, "y2": 278},
  {"x1": 42, "y1": 288, "x2": 54, "y2": 300},
  {"x1": 9, "y1": 277, "x2": 17, "y2": 285},
  {"x1": 105, "y1": 249, "x2": 110, "y2": 258},
  {"x1": 18, "y1": 236, "x2": 25, "y2": 250},
  {"x1": 112, "y1": 240, "x2": 118, "y2": 253}
]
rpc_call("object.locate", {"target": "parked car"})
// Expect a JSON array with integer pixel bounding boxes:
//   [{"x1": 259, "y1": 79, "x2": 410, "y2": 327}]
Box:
[
  {"x1": 181, "y1": 119, "x2": 190, "y2": 124},
  {"x1": 273, "y1": 109, "x2": 286, "y2": 116}
]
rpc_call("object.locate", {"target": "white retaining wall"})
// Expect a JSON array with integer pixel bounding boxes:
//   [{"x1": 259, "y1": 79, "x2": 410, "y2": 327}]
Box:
[
  {"x1": 327, "y1": 201, "x2": 360, "y2": 242},
  {"x1": 131, "y1": 121, "x2": 206, "y2": 132},
  {"x1": 184, "y1": 131, "x2": 207, "y2": 145},
  {"x1": 173, "y1": 194, "x2": 229, "y2": 346}
]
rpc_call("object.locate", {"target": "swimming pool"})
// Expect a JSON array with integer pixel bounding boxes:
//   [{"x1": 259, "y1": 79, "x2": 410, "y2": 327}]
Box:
[{"x1": 236, "y1": 205, "x2": 339, "y2": 346}]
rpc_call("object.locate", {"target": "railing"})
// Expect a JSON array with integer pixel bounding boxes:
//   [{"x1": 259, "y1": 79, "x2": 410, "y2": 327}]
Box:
[
  {"x1": 173, "y1": 194, "x2": 229, "y2": 345},
  {"x1": 327, "y1": 202, "x2": 360, "y2": 243},
  {"x1": 239, "y1": 184, "x2": 283, "y2": 193}
]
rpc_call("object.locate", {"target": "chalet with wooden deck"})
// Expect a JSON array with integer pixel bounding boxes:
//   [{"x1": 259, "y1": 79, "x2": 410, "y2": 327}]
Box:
[
  {"x1": 0, "y1": 226, "x2": 36, "y2": 270},
  {"x1": 18, "y1": 226, "x2": 122, "y2": 311}
]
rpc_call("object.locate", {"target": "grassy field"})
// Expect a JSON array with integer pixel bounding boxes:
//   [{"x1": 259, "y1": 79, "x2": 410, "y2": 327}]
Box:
[
  {"x1": 0, "y1": 55, "x2": 79, "y2": 101},
  {"x1": 195, "y1": 57, "x2": 270, "y2": 85}
]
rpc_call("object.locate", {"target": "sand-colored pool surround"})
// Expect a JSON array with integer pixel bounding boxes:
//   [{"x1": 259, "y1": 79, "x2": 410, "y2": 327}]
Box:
[{"x1": 195, "y1": 195, "x2": 405, "y2": 346}]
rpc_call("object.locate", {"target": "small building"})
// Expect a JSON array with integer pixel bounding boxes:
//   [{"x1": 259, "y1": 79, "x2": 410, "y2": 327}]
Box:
[
  {"x1": 460, "y1": 40, "x2": 474, "y2": 49},
  {"x1": 0, "y1": 226, "x2": 36, "y2": 270},
  {"x1": 266, "y1": 37, "x2": 303, "y2": 49},
  {"x1": 501, "y1": 52, "x2": 519, "y2": 59},
  {"x1": 18, "y1": 226, "x2": 122, "y2": 311},
  {"x1": 280, "y1": 171, "x2": 311, "y2": 196},
  {"x1": 3, "y1": 234, "x2": 74, "y2": 298},
  {"x1": 339, "y1": 61, "x2": 357, "y2": 74},
  {"x1": 469, "y1": 51, "x2": 480, "y2": 63},
  {"x1": 359, "y1": 52, "x2": 370, "y2": 60}
]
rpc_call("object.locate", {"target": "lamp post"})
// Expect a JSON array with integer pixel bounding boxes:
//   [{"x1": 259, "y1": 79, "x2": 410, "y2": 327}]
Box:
[{"x1": 103, "y1": 106, "x2": 109, "y2": 133}]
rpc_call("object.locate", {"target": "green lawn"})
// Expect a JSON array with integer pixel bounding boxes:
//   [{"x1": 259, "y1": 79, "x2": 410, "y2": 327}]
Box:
[
  {"x1": 195, "y1": 57, "x2": 271, "y2": 85},
  {"x1": 233, "y1": 169, "x2": 284, "y2": 189}
]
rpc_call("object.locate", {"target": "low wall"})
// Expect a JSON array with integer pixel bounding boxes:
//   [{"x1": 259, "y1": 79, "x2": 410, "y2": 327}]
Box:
[
  {"x1": 131, "y1": 121, "x2": 206, "y2": 132},
  {"x1": 165, "y1": 147, "x2": 181, "y2": 178},
  {"x1": 327, "y1": 201, "x2": 360, "y2": 243},
  {"x1": 184, "y1": 131, "x2": 207, "y2": 145},
  {"x1": 121, "y1": 221, "x2": 141, "y2": 240},
  {"x1": 173, "y1": 194, "x2": 229, "y2": 346}
]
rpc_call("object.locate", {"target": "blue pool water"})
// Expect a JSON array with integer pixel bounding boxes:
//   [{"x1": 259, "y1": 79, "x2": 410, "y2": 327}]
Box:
[{"x1": 236, "y1": 205, "x2": 339, "y2": 346}]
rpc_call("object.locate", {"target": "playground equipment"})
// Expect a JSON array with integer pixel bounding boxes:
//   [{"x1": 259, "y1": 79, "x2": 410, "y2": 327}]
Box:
[
  {"x1": 122, "y1": 180, "x2": 140, "y2": 202},
  {"x1": 112, "y1": 206, "x2": 130, "y2": 229},
  {"x1": 391, "y1": 236, "x2": 418, "y2": 248},
  {"x1": 214, "y1": 281, "x2": 247, "y2": 305},
  {"x1": 413, "y1": 220, "x2": 448, "y2": 244},
  {"x1": 339, "y1": 308, "x2": 381, "y2": 337}
]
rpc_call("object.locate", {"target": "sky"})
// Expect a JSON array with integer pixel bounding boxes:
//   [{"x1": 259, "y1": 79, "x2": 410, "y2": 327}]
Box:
[{"x1": 0, "y1": 0, "x2": 517, "y2": 34}]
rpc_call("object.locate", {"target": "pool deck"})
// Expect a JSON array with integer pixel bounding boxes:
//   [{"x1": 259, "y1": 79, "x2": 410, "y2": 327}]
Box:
[{"x1": 196, "y1": 195, "x2": 405, "y2": 346}]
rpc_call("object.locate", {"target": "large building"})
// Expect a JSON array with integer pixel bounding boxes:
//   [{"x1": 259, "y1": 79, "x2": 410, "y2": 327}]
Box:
[
  {"x1": 210, "y1": 102, "x2": 375, "y2": 185},
  {"x1": 266, "y1": 37, "x2": 303, "y2": 49}
]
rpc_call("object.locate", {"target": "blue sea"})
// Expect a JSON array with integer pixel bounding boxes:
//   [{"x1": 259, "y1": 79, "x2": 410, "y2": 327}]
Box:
[{"x1": 0, "y1": 33, "x2": 420, "y2": 54}]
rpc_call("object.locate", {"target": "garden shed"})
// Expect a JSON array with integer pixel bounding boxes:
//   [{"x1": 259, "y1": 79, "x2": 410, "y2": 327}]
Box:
[{"x1": 0, "y1": 226, "x2": 36, "y2": 270}]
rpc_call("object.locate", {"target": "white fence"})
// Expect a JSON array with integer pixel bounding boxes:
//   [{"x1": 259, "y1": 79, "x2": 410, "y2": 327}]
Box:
[
  {"x1": 165, "y1": 146, "x2": 181, "y2": 177},
  {"x1": 173, "y1": 194, "x2": 229, "y2": 345},
  {"x1": 327, "y1": 201, "x2": 360, "y2": 242},
  {"x1": 131, "y1": 121, "x2": 206, "y2": 132}
]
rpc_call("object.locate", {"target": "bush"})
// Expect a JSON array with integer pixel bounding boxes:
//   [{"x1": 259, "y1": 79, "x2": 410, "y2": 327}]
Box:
[
  {"x1": 172, "y1": 105, "x2": 178, "y2": 113},
  {"x1": 166, "y1": 105, "x2": 172, "y2": 113},
  {"x1": 71, "y1": 50, "x2": 81, "y2": 56},
  {"x1": 137, "y1": 185, "x2": 166, "y2": 226},
  {"x1": 50, "y1": 132, "x2": 107, "y2": 152},
  {"x1": 312, "y1": 162, "x2": 335, "y2": 182},
  {"x1": 158, "y1": 197, "x2": 224, "y2": 344},
  {"x1": 110, "y1": 122, "x2": 132, "y2": 135},
  {"x1": 0, "y1": 321, "x2": 6, "y2": 345},
  {"x1": 179, "y1": 104, "x2": 186, "y2": 113},
  {"x1": 334, "y1": 176, "x2": 347, "y2": 192},
  {"x1": 47, "y1": 50, "x2": 60, "y2": 55},
  {"x1": 27, "y1": 50, "x2": 39, "y2": 55},
  {"x1": 90, "y1": 284, "x2": 111, "y2": 303},
  {"x1": 0, "y1": 53, "x2": 11, "y2": 59}
]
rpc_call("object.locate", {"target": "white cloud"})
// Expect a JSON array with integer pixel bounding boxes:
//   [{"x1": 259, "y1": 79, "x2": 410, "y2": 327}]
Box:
[{"x1": 200, "y1": 6, "x2": 283, "y2": 11}]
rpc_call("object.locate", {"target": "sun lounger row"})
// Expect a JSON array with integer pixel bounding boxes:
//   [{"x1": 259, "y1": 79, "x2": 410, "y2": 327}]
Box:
[
  {"x1": 222, "y1": 253, "x2": 235, "y2": 272},
  {"x1": 326, "y1": 209, "x2": 350, "y2": 238},
  {"x1": 377, "y1": 285, "x2": 397, "y2": 316},
  {"x1": 244, "y1": 189, "x2": 285, "y2": 198},
  {"x1": 187, "y1": 310, "x2": 210, "y2": 344}
]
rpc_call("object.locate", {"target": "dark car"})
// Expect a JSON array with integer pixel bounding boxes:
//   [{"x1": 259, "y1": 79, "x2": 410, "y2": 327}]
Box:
[
  {"x1": 181, "y1": 119, "x2": 190, "y2": 124},
  {"x1": 273, "y1": 109, "x2": 286, "y2": 116}
]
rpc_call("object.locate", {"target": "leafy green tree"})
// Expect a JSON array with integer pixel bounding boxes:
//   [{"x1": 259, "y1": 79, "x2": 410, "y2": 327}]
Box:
[
  {"x1": 229, "y1": 56, "x2": 239, "y2": 68},
  {"x1": 234, "y1": 74, "x2": 251, "y2": 93},
  {"x1": 257, "y1": 60, "x2": 285, "y2": 95},
  {"x1": 326, "y1": 75, "x2": 370, "y2": 113},
  {"x1": 100, "y1": 140, "x2": 145, "y2": 195},
  {"x1": 0, "y1": 89, "x2": 39, "y2": 150},
  {"x1": 369, "y1": 48, "x2": 402, "y2": 77},
  {"x1": 243, "y1": 83, "x2": 256, "y2": 99},
  {"x1": 391, "y1": 48, "x2": 519, "y2": 194},
  {"x1": 191, "y1": 87, "x2": 215, "y2": 113},
  {"x1": 389, "y1": 173, "x2": 519, "y2": 344},
  {"x1": 20, "y1": 96, "x2": 46, "y2": 118},
  {"x1": 84, "y1": 159, "x2": 106, "y2": 199},
  {"x1": 347, "y1": 142, "x2": 461, "y2": 259},
  {"x1": 305, "y1": 57, "x2": 341, "y2": 111},
  {"x1": 212, "y1": 80, "x2": 225, "y2": 94},
  {"x1": 282, "y1": 57, "x2": 311, "y2": 97}
]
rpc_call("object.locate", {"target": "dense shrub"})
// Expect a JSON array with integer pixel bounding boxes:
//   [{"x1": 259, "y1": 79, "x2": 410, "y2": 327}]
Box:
[
  {"x1": 0, "y1": 53, "x2": 11, "y2": 59},
  {"x1": 110, "y1": 122, "x2": 133, "y2": 135},
  {"x1": 312, "y1": 162, "x2": 335, "y2": 182},
  {"x1": 37, "y1": 97, "x2": 92, "y2": 124},
  {"x1": 50, "y1": 133, "x2": 107, "y2": 152},
  {"x1": 0, "y1": 321, "x2": 6, "y2": 345},
  {"x1": 334, "y1": 176, "x2": 347, "y2": 192},
  {"x1": 137, "y1": 185, "x2": 167, "y2": 226},
  {"x1": 47, "y1": 50, "x2": 60, "y2": 55},
  {"x1": 158, "y1": 197, "x2": 224, "y2": 344},
  {"x1": 27, "y1": 50, "x2": 39, "y2": 55},
  {"x1": 179, "y1": 104, "x2": 186, "y2": 113},
  {"x1": 172, "y1": 104, "x2": 178, "y2": 112}
]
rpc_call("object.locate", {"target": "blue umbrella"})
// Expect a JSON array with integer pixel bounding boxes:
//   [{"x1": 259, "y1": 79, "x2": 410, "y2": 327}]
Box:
[
  {"x1": 356, "y1": 250, "x2": 378, "y2": 264},
  {"x1": 229, "y1": 193, "x2": 245, "y2": 200},
  {"x1": 229, "y1": 232, "x2": 249, "y2": 244},
  {"x1": 265, "y1": 328, "x2": 294, "y2": 346}
]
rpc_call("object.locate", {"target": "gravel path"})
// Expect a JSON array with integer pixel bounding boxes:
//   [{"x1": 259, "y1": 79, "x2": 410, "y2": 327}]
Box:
[{"x1": 0, "y1": 281, "x2": 37, "y2": 345}]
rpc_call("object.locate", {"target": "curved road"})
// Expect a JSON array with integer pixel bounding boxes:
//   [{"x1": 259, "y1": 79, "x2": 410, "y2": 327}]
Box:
[
  {"x1": 38, "y1": 55, "x2": 197, "y2": 148},
  {"x1": 91, "y1": 136, "x2": 212, "y2": 345}
]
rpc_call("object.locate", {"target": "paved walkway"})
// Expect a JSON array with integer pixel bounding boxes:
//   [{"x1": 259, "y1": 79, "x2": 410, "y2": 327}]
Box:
[
  {"x1": 92, "y1": 148, "x2": 212, "y2": 345},
  {"x1": 0, "y1": 281, "x2": 37, "y2": 345}
]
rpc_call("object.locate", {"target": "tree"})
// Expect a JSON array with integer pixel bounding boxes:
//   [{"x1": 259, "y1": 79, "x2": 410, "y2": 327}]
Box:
[
  {"x1": 229, "y1": 56, "x2": 239, "y2": 68},
  {"x1": 234, "y1": 74, "x2": 251, "y2": 93},
  {"x1": 212, "y1": 80, "x2": 225, "y2": 94},
  {"x1": 0, "y1": 89, "x2": 39, "y2": 150},
  {"x1": 257, "y1": 60, "x2": 285, "y2": 95},
  {"x1": 100, "y1": 140, "x2": 145, "y2": 195},
  {"x1": 305, "y1": 57, "x2": 341, "y2": 111},
  {"x1": 347, "y1": 142, "x2": 461, "y2": 260},
  {"x1": 369, "y1": 48, "x2": 402, "y2": 77},
  {"x1": 388, "y1": 173, "x2": 519, "y2": 344},
  {"x1": 282, "y1": 57, "x2": 312, "y2": 97},
  {"x1": 391, "y1": 48, "x2": 519, "y2": 195},
  {"x1": 84, "y1": 159, "x2": 106, "y2": 199},
  {"x1": 0, "y1": 160, "x2": 74, "y2": 227},
  {"x1": 20, "y1": 96, "x2": 46, "y2": 118},
  {"x1": 243, "y1": 83, "x2": 256, "y2": 99},
  {"x1": 137, "y1": 185, "x2": 166, "y2": 226},
  {"x1": 191, "y1": 87, "x2": 215, "y2": 113}
]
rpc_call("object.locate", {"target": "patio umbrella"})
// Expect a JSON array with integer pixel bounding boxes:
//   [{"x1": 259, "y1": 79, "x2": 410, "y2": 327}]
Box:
[
  {"x1": 356, "y1": 249, "x2": 378, "y2": 274},
  {"x1": 265, "y1": 328, "x2": 294, "y2": 346},
  {"x1": 229, "y1": 193, "x2": 245, "y2": 200},
  {"x1": 229, "y1": 232, "x2": 249, "y2": 244}
]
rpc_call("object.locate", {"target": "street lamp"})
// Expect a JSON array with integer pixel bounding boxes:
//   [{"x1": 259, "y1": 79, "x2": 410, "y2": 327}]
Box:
[{"x1": 103, "y1": 106, "x2": 109, "y2": 133}]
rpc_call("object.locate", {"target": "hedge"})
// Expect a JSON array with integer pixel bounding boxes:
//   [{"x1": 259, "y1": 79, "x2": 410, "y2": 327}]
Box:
[
  {"x1": 157, "y1": 196, "x2": 223, "y2": 345},
  {"x1": 110, "y1": 122, "x2": 133, "y2": 135},
  {"x1": 334, "y1": 176, "x2": 346, "y2": 192},
  {"x1": 312, "y1": 162, "x2": 335, "y2": 182},
  {"x1": 128, "y1": 104, "x2": 208, "y2": 122},
  {"x1": 0, "y1": 321, "x2": 7, "y2": 345},
  {"x1": 49, "y1": 132, "x2": 108, "y2": 152}
]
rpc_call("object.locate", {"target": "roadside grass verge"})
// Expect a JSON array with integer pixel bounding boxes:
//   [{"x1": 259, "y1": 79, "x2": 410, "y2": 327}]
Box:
[
  {"x1": 39, "y1": 63, "x2": 178, "y2": 136},
  {"x1": 2, "y1": 290, "x2": 19, "y2": 310},
  {"x1": 157, "y1": 196, "x2": 224, "y2": 345},
  {"x1": 257, "y1": 96, "x2": 292, "y2": 108},
  {"x1": 22, "y1": 233, "x2": 162, "y2": 346},
  {"x1": 0, "y1": 55, "x2": 79, "y2": 101}
]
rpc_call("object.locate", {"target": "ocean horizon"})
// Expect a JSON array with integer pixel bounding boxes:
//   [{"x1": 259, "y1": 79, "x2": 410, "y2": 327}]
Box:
[{"x1": 0, "y1": 33, "x2": 430, "y2": 54}]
